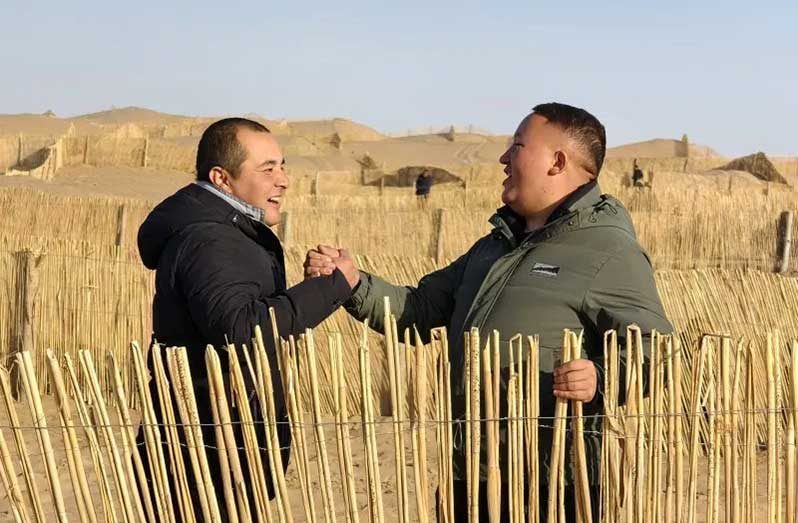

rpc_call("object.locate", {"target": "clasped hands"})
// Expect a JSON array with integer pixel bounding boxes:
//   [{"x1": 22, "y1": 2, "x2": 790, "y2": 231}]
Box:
[{"x1": 303, "y1": 244, "x2": 360, "y2": 289}]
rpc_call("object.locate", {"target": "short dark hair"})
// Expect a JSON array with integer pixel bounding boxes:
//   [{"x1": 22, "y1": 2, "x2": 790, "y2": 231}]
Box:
[
  {"x1": 196, "y1": 118, "x2": 271, "y2": 182},
  {"x1": 532, "y1": 102, "x2": 606, "y2": 176}
]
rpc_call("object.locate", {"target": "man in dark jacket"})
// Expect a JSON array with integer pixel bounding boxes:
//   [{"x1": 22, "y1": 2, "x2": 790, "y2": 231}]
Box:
[
  {"x1": 305, "y1": 103, "x2": 672, "y2": 521},
  {"x1": 137, "y1": 118, "x2": 359, "y2": 521},
  {"x1": 632, "y1": 158, "x2": 645, "y2": 187}
]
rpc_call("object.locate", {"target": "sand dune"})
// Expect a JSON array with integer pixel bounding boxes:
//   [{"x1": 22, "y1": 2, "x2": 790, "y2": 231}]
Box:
[{"x1": 607, "y1": 138, "x2": 720, "y2": 159}]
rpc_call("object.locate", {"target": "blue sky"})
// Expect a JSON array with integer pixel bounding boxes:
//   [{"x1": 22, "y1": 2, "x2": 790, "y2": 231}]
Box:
[{"x1": 1, "y1": 1, "x2": 795, "y2": 155}]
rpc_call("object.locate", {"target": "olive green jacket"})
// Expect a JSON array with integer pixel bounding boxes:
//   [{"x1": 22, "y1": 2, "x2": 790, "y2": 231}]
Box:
[{"x1": 345, "y1": 181, "x2": 672, "y2": 485}]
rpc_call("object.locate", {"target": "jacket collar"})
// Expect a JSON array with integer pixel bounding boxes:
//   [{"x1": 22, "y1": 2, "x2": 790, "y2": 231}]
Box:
[
  {"x1": 195, "y1": 181, "x2": 265, "y2": 223},
  {"x1": 490, "y1": 180, "x2": 602, "y2": 243}
]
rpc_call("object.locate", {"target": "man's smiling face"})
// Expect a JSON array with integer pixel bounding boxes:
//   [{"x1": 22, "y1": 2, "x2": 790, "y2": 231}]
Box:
[{"x1": 226, "y1": 128, "x2": 288, "y2": 226}]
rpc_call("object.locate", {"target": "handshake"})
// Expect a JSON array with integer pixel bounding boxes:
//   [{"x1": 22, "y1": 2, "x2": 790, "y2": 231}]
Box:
[{"x1": 303, "y1": 245, "x2": 361, "y2": 290}]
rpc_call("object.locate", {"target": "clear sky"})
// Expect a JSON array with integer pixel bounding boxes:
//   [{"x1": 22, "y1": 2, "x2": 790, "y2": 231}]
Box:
[{"x1": 1, "y1": 0, "x2": 795, "y2": 156}]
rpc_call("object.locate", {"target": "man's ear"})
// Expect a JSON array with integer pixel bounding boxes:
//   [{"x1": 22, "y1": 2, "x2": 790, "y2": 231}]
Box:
[
  {"x1": 549, "y1": 150, "x2": 568, "y2": 175},
  {"x1": 208, "y1": 166, "x2": 233, "y2": 193}
]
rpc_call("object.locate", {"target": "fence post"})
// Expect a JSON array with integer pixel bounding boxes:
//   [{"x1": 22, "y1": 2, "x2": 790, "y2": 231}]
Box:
[
  {"x1": 116, "y1": 204, "x2": 128, "y2": 247},
  {"x1": 142, "y1": 136, "x2": 150, "y2": 168},
  {"x1": 13, "y1": 250, "x2": 43, "y2": 397},
  {"x1": 379, "y1": 176, "x2": 385, "y2": 197},
  {"x1": 434, "y1": 208, "x2": 446, "y2": 264},
  {"x1": 777, "y1": 211, "x2": 794, "y2": 273},
  {"x1": 280, "y1": 211, "x2": 292, "y2": 244},
  {"x1": 83, "y1": 136, "x2": 90, "y2": 164},
  {"x1": 16, "y1": 133, "x2": 23, "y2": 166},
  {"x1": 463, "y1": 179, "x2": 469, "y2": 207}
]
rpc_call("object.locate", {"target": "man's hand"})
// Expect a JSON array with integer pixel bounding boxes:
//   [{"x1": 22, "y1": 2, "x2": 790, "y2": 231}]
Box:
[
  {"x1": 304, "y1": 245, "x2": 338, "y2": 279},
  {"x1": 303, "y1": 245, "x2": 360, "y2": 290},
  {"x1": 333, "y1": 248, "x2": 360, "y2": 289},
  {"x1": 552, "y1": 359, "x2": 598, "y2": 402}
]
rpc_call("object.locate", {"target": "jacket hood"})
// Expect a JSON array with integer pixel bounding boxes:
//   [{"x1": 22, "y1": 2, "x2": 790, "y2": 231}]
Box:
[{"x1": 138, "y1": 184, "x2": 239, "y2": 269}]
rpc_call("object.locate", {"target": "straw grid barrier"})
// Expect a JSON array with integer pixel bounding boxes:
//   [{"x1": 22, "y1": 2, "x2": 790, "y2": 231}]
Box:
[{"x1": 0, "y1": 318, "x2": 796, "y2": 521}]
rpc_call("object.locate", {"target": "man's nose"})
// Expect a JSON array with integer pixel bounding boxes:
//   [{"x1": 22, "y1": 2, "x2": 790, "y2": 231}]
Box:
[
  {"x1": 277, "y1": 167, "x2": 289, "y2": 188},
  {"x1": 499, "y1": 149, "x2": 510, "y2": 165}
]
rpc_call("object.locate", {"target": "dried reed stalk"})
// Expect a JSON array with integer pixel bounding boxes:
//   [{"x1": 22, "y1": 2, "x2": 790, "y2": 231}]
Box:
[
  {"x1": 570, "y1": 332, "x2": 592, "y2": 523},
  {"x1": 674, "y1": 337, "x2": 684, "y2": 523},
  {"x1": 547, "y1": 330, "x2": 573, "y2": 523},
  {"x1": 0, "y1": 367, "x2": 44, "y2": 522},
  {"x1": 645, "y1": 333, "x2": 663, "y2": 522},
  {"x1": 253, "y1": 326, "x2": 293, "y2": 521},
  {"x1": 282, "y1": 336, "x2": 317, "y2": 523},
  {"x1": 526, "y1": 335, "x2": 540, "y2": 523},
  {"x1": 664, "y1": 336, "x2": 676, "y2": 523},
  {"x1": 150, "y1": 344, "x2": 196, "y2": 523},
  {"x1": 464, "y1": 332, "x2": 473, "y2": 522},
  {"x1": 744, "y1": 344, "x2": 757, "y2": 523},
  {"x1": 507, "y1": 374, "x2": 518, "y2": 523},
  {"x1": 45, "y1": 349, "x2": 95, "y2": 523},
  {"x1": 434, "y1": 331, "x2": 450, "y2": 523},
  {"x1": 108, "y1": 352, "x2": 158, "y2": 523},
  {"x1": 0, "y1": 410, "x2": 28, "y2": 523},
  {"x1": 787, "y1": 341, "x2": 798, "y2": 523},
  {"x1": 206, "y1": 349, "x2": 240, "y2": 523},
  {"x1": 468, "y1": 327, "x2": 481, "y2": 523},
  {"x1": 16, "y1": 350, "x2": 67, "y2": 522},
  {"x1": 720, "y1": 338, "x2": 734, "y2": 523},
  {"x1": 601, "y1": 330, "x2": 620, "y2": 523},
  {"x1": 441, "y1": 329, "x2": 455, "y2": 523},
  {"x1": 305, "y1": 329, "x2": 338, "y2": 523},
  {"x1": 383, "y1": 299, "x2": 408, "y2": 523},
  {"x1": 206, "y1": 346, "x2": 250, "y2": 521},
  {"x1": 516, "y1": 331, "x2": 526, "y2": 523},
  {"x1": 484, "y1": 335, "x2": 499, "y2": 521},
  {"x1": 130, "y1": 341, "x2": 176, "y2": 523},
  {"x1": 730, "y1": 341, "x2": 744, "y2": 523},
  {"x1": 408, "y1": 329, "x2": 425, "y2": 522},
  {"x1": 631, "y1": 327, "x2": 646, "y2": 523},
  {"x1": 687, "y1": 337, "x2": 709, "y2": 523},
  {"x1": 330, "y1": 332, "x2": 360, "y2": 523},
  {"x1": 621, "y1": 327, "x2": 638, "y2": 523},
  {"x1": 414, "y1": 328, "x2": 430, "y2": 518},
  {"x1": 79, "y1": 349, "x2": 144, "y2": 522},
  {"x1": 226, "y1": 343, "x2": 273, "y2": 523},
  {"x1": 63, "y1": 353, "x2": 119, "y2": 522},
  {"x1": 706, "y1": 342, "x2": 720, "y2": 523},
  {"x1": 767, "y1": 334, "x2": 779, "y2": 523},
  {"x1": 165, "y1": 347, "x2": 222, "y2": 522},
  {"x1": 776, "y1": 334, "x2": 784, "y2": 523},
  {"x1": 359, "y1": 320, "x2": 385, "y2": 523}
]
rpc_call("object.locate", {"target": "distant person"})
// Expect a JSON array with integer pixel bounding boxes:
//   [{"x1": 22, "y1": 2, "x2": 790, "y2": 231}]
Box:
[
  {"x1": 136, "y1": 118, "x2": 359, "y2": 521},
  {"x1": 632, "y1": 158, "x2": 645, "y2": 187},
  {"x1": 305, "y1": 102, "x2": 672, "y2": 521},
  {"x1": 415, "y1": 170, "x2": 433, "y2": 207}
]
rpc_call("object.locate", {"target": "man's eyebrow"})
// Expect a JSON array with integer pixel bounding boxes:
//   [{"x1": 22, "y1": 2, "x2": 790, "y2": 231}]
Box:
[{"x1": 257, "y1": 158, "x2": 286, "y2": 168}]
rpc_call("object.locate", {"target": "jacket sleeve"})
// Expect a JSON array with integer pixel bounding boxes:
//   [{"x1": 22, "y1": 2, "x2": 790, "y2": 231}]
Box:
[
  {"x1": 581, "y1": 247, "x2": 673, "y2": 411},
  {"x1": 177, "y1": 234, "x2": 352, "y2": 345},
  {"x1": 345, "y1": 252, "x2": 468, "y2": 341}
]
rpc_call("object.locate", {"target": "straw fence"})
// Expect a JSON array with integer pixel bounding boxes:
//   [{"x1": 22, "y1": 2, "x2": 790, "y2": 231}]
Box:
[
  {"x1": 2, "y1": 182, "x2": 798, "y2": 270},
  {"x1": 0, "y1": 320, "x2": 796, "y2": 521},
  {"x1": 3, "y1": 223, "x2": 798, "y2": 417}
]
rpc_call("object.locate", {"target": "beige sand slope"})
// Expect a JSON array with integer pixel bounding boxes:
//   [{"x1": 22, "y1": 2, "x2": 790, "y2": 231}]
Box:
[{"x1": 607, "y1": 138, "x2": 720, "y2": 159}]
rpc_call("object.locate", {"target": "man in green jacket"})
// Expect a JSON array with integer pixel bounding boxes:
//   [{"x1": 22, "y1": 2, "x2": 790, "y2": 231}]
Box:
[{"x1": 305, "y1": 102, "x2": 672, "y2": 521}]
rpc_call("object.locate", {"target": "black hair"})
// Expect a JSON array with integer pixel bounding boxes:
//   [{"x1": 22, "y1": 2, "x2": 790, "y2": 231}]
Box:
[
  {"x1": 532, "y1": 102, "x2": 606, "y2": 176},
  {"x1": 196, "y1": 117, "x2": 271, "y2": 182}
]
